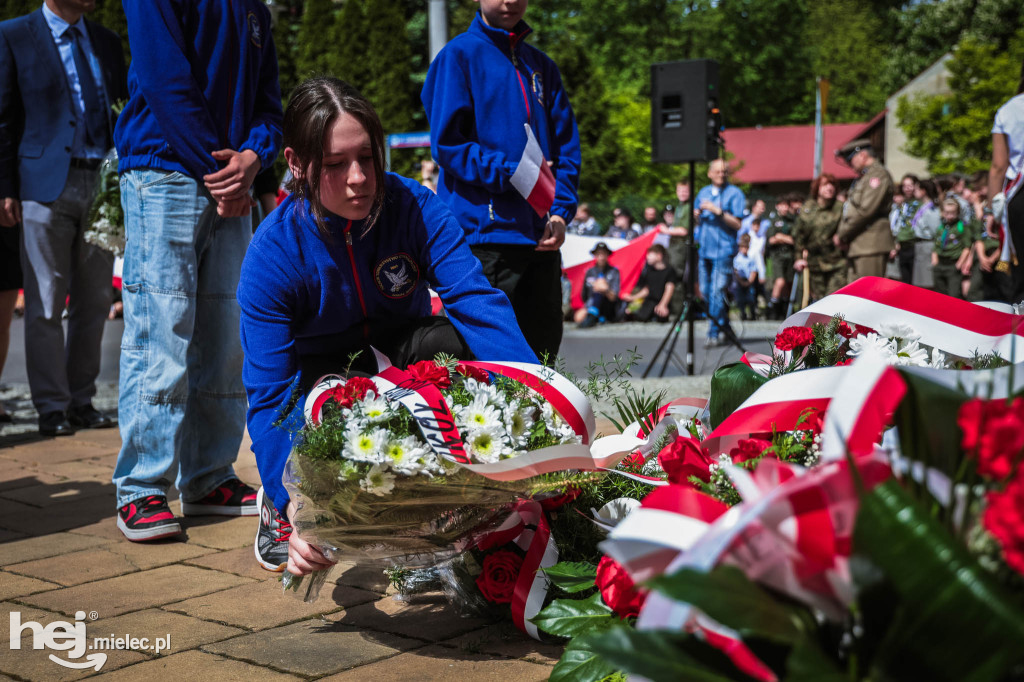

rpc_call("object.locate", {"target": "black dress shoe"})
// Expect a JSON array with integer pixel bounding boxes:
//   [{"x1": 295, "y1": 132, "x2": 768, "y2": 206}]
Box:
[
  {"x1": 67, "y1": 405, "x2": 114, "y2": 429},
  {"x1": 39, "y1": 411, "x2": 75, "y2": 436}
]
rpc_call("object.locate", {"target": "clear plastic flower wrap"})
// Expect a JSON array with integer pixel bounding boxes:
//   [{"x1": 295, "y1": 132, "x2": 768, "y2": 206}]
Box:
[{"x1": 279, "y1": 355, "x2": 601, "y2": 601}]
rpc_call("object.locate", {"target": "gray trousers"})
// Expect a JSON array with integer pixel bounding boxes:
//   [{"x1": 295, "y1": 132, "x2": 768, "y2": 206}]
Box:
[{"x1": 20, "y1": 167, "x2": 113, "y2": 415}]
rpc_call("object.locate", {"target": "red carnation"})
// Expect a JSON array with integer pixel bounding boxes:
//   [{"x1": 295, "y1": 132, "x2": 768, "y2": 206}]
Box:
[
  {"x1": 774, "y1": 326, "x2": 815, "y2": 351},
  {"x1": 326, "y1": 376, "x2": 377, "y2": 409},
  {"x1": 800, "y1": 408, "x2": 824, "y2": 434},
  {"x1": 475, "y1": 550, "x2": 523, "y2": 604},
  {"x1": 595, "y1": 556, "x2": 647, "y2": 618},
  {"x1": 537, "y1": 485, "x2": 582, "y2": 511},
  {"x1": 837, "y1": 321, "x2": 854, "y2": 339},
  {"x1": 983, "y1": 470, "x2": 1024, "y2": 576},
  {"x1": 658, "y1": 436, "x2": 714, "y2": 485},
  {"x1": 406, "y1": 360, "x2": 452, "y2": 390},
  {"x1": 958, "y1": 398, "x2": 1024, "y2": 480},
  {"x1": 619, "y1": 451, "x2": 647, "y2": 470},
  {"x1": 835, "y1": 357, "x2": 854, "y2": 366},
  {"x1": 456, "y1": 363, "x2": 491, "y2": 384},
  {"x1": 730, "y1": 438, "x2": 773, "y2": 464}
]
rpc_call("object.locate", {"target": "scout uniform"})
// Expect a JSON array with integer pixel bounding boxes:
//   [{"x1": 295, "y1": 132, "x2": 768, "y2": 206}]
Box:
[
  {"x1": 932, "y1": 218, "x2": 976, "y2": 299},
  {"x1": 793, "y1": 199, "x2": 846, "y2": 301},
  {"x1": 766, "y1": 210, "x2": 796, "y2": 286},
  {"x1": 835, "y1": 140, "x2": 895, "y2": 280}
]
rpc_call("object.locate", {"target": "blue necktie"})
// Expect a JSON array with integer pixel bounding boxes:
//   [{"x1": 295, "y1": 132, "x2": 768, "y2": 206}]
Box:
[{"x1": 68, "y1": 26, "x2": 108, "y2": 149}]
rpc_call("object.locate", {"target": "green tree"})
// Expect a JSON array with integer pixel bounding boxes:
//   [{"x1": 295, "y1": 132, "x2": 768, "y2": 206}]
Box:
[
  {"x1": 897, "y1": 30, "x2": 1024, "y2": 175},
  {"x1": 327, "y1": 0, "x2": 369, "y2": 85},
  {"x1": 294, "y1": 0, "x2": 336, "y2": 78}
]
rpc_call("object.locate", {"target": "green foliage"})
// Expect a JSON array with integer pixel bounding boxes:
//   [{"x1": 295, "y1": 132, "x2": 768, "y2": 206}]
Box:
[
  {"x1": 549, "y1": 633, "x2": 616, "y2": 682},
  {"x1": 587, "y1": 626, "x2": 746, "y2": 682},
  {"x1": 898, "y1": 29, "x2": 1024, "y2": 175},
  {"x1": 294, "y1": 0, "x2": 336, "y2": 78},
  {"x1": 542, "y1": 561, "x2": 599, "y2": 594},
  {"x1": 602, "y1": 386, "x2": 667, "y2": 437},
  {"x1": 531, "y1": 593, "x2": 615, "y2": 638}
]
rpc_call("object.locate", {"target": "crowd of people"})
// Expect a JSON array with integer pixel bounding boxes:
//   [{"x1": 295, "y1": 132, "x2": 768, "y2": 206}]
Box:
[
  {"x1": 1, "y1": 0, "x2": 1023, "y2": 583},
  {"x1": 565, "y1": 145, "x2": 1018, "y2": 340}
]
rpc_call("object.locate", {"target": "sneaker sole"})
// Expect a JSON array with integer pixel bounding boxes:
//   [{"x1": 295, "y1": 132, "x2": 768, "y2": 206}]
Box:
[
  {"x1": 117, "y1": 515, "x2": 182, "y2": 542},
  {"x1": 254, "y1": 487, "x2": 287, "y2": 572},
  {"x1": 181, "y1": 501, "x2": 259, "y2": 517}
]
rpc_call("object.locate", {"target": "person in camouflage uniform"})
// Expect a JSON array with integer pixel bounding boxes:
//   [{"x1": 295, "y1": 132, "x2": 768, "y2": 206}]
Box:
[
  {"x1": 834, "y1": 139, "x2": 895, "y2": 281},
  {"x1": 794, "y1": 174, "x2": 846, "y2": 302},
  {"x1": 765, "y1": 197, "x2": 796, "y2": 319},
  {"x1": 931, "y1": 198, "x2": 977, "y2": 299}
]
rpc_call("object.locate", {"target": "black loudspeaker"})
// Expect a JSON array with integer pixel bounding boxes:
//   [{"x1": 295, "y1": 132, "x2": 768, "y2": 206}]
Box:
[{"x1": 651, "y1": 60, "x2": 720, "y2": 163}]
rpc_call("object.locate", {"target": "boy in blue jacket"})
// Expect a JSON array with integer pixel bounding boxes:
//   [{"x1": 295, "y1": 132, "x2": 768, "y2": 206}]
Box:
[
  {"x1": 111, "y1": 0, "x2": 283, "y2": 542},
  {"x1": 421, "y1": 0, "x2": 581, "y2": 363}
]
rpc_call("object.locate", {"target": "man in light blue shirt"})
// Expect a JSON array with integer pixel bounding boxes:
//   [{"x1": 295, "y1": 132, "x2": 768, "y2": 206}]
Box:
[
  {"x1": 0, "y1": 0, "x2": 128, "y2": 436},
  {"x1": 694, "y1": 159, "x2": 745, "y2": 345}
]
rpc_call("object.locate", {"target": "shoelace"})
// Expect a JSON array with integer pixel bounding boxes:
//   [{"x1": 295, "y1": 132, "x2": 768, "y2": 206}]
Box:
[{"x1": 273, "y1": 511, "x2": 293, "y2": 543}]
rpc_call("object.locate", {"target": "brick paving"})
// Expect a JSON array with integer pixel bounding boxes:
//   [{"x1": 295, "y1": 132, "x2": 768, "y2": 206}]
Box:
[{"x1": 0, "y1": 428, "x2": 556, "y2": 680}]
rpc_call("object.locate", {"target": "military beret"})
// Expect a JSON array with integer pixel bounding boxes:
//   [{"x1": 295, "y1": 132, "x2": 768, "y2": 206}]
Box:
[{"x1": 836, "y1": 138, "x2": 872, "y2": 161}]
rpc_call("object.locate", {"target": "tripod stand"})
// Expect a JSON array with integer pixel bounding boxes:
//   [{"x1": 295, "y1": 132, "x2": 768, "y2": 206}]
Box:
[{"x1": 643, "y1": 160, "x2": 746, "y2": 378}]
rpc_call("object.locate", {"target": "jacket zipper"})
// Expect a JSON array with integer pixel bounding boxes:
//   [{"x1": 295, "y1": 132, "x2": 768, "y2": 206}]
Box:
[
  {"x1": 343, "y1": 220, "x2": 371, "y2": 340},
  {"x1": 509, "y1": 33, "x2": 531, "y2": 120}
]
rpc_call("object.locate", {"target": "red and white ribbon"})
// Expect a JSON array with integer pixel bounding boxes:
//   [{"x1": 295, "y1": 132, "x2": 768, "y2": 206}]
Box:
[{"x1": 780, "y1": 276, "x2": 1024, "y2": 359}]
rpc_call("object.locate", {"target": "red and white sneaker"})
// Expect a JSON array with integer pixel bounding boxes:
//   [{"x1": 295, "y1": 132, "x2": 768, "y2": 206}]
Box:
[
  {"x1": 117, "y1": 495, "x2": 182, "y2": 541},
  {"x1": 181, "y1": 479, "x2": 258, "y2": 517}
]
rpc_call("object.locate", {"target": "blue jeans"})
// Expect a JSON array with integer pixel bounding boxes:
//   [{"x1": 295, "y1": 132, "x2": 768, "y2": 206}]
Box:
[
  {"x1": 112, "y1": 169, "x2": 251, "y2": 507},
  {"x1": 698, "y1": 256, "x2": 733, "y2": 338}
]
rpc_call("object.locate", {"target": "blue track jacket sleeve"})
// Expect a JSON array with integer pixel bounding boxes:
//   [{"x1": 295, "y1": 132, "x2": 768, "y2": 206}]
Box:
[
  {"x1": 123, "y1": 0, "x2": 222, "y2": 179},
  {"x1": 415, "y1": 190, "x2": 538, "y2": 363},
  {"x1": 545, "y1": 65, "x2": 581, "y2": 224},
  {"x1": 421, "y1": 50, "x2": 517, "y2": 194},
  {"x1": 238, "y1": 30, "x2": 282, "y2": 172},
  {"x1": 239, "y1": 243, "x2": 305, "y2": 515}
]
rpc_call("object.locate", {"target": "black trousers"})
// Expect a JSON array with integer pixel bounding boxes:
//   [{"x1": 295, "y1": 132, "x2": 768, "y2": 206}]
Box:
[
  {"x1": 297, "y1": 316, "x2": 471, "y2": 392},
  {"x1": 1009, "y1": 191, "x2": 1024, "y2": 302},
  {"x1": 897, "y1": 241, "x2": 916, "y2": 284},
  {"x1": 471, "y1": 245, "x2": 563, "y2": 362}
]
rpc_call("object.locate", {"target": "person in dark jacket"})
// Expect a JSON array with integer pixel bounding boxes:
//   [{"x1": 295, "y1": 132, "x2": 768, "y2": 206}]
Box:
[
  {"x1": 421, "y1": 0, "x2": 581, "y2": 363},
  {"x1": 240, "y1": 77, "x2": 537, "y2": 576},
  {"x1": 0, "y1": 0, "x2": 127, "y2": 436},
  {"x1": 111, "y1": 0, "x2": 283, "y2": 542}
]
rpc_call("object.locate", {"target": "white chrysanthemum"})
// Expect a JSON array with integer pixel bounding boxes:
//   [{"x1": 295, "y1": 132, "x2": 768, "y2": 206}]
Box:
[
  {"x1": 360, "y1": 464, "x2": 396, "y2": 496},
  {"x1": 457, "y1": 395, "x2": 504, "y2": 433},
  {"x1": 848, "y1": 333, "x2": 897, "y2": 360},
  {"x1": 876, "y1": 322, "x2": 921, "y2": 341},
  {"x1": 929, "y1": 347, "x2": 947, "y2": 369},
  {"x1": 463, "y1": 377, "x2": 504, "y2": 406},
  {"x1": 464, "y1": 427, "x2": 510, "y2": 463},
  {"x1": 504, "y1": 400, "x2": 534, "y2": 445},
  {"x1": 385, "y1": 435, "x2": 428, "y2": 474},
  {"x1": 343, "y1": 427, "x2": 387, "y2": 463},
  {"x1": 894, "y1": 339, "x2": 930, "y2": 367},
  {"x1": 359, "y1": 395, "x2": 391, "y2": 422}
]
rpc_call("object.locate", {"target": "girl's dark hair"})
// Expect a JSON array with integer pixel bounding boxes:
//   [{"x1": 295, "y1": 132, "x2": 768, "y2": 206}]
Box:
[
  {"x1": 918, "y1": 178, "x2": 940, "y2": 203},
  {"x1": 810, "y1": 172, "x2": 837, "y2": 202},
  {"x1": 283, "y1": 77, "x2": 387, "y2": 237}
]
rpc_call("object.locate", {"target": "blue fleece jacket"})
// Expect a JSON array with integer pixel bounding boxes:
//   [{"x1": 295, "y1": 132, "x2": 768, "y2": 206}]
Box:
[
  {"x1": 114, "y1": 0, "x2": 282, "y2": 181},
  {"x1": 239, "y1": 173, "x2": 538, "y2": 513},
  {"x1": 421, "y1": 13, "x2": 581, "y2": 246}
]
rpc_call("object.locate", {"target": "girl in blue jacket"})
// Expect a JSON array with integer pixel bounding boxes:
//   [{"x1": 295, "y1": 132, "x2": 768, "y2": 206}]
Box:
[{"x1": 238, "y1": 78, "x2": 537, "y2": 575}]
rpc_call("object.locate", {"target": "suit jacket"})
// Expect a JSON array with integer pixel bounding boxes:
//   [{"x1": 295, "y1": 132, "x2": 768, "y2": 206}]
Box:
[
  {"x1": 837, "y1": 160, "x2": 895, "y2": 258},
  {"x1": 0, "y1": 9, "x2": 128, "y2": 203}
]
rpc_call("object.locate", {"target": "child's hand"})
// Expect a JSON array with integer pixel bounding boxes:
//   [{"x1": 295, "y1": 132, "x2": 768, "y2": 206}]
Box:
[{"x1": 931, "y1": 252, "x2": 938, "y2": 266}]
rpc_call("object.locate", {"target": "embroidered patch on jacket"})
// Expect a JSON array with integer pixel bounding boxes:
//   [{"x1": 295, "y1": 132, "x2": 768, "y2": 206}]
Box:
[
  {"x1": 248, "y1": 12, "x2": 262, "y2": 48},
  {"x1": 374, "y1": 253, "x2": 419, "y2": 299},
  {"x1": 531, "y1": 72, "x2": 545, "y2": 107}
]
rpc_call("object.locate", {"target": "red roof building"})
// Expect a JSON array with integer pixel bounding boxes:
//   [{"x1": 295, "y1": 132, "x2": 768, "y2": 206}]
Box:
[{"x1": 720, "y1": 122, "x2": 873, "y2": 195}]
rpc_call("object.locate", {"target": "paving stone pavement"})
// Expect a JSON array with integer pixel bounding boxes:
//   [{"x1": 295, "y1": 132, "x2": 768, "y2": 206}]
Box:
[{"x1": 0, "y1": 427, "x2": 561, "y2": 680}]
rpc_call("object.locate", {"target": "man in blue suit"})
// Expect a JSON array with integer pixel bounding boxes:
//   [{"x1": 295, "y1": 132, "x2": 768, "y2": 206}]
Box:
[{"x1": 0, "y1": 0, "x2": 127, "y2": 436}]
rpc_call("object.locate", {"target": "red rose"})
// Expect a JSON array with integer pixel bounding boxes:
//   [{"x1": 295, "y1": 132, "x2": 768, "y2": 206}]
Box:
[
  {"x1": 595, "y1": 556, "x2": 647, "y2": 618},
  {"x1": 537, "y1": 485, "x2": 582, "y2": 511},
  {"x1": 774, "y1": 326, "x2": 815, "y2": 351},
  {"x1": 456, "y1": 363, "x2": 491, "y2": 384},
  {"x1": 406, "y1": 360, "x2": 452, "y2": 390},
  {"x1": 619, "y1": 451, "x2": 647, "y2": 471},
  {"x1": 837, "y1": 321, "x2": 854, "y2": 339},
  {"x1": 983, "y1": 470, "x2": 1024, "y2": 576},
  {"x1": 835, "y1": 357, "x2": 854, "y2": 366},
  {"x1": 730, "y1": 438, "x2": 773, "y2": 464},
  {"x1": 475, "y1": 549, "x2": 523, "y2": 604},
  {"x1": 658, "y1": 436, "x2": 713, "y2": 485},
  {"x1": 958, "y1": 398, "x2": 1024, "y2": 480}
]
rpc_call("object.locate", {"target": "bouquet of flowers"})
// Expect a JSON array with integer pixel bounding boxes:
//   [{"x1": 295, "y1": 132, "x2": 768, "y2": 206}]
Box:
[
  {"x1": 281, "y1": 354, "x2": 595, "y2": 599},
  {"x1": 85, "y1": 148, "x2": 125, "y2": 257}
]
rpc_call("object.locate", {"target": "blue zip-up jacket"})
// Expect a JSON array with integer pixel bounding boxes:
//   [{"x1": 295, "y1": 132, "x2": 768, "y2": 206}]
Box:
[
  {"x1": 421, "y1": 13, "x2": 581, "y2": 247},
  {"x1": 239, "y1": 173, "x2": 538, "y2": 513},
  {"x1": 114, "y1": 0, "x2": 282, "y2": 181}
]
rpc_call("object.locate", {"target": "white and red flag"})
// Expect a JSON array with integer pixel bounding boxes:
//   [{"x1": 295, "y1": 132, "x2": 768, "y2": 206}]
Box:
[{"x1": 510, "y1": 124, "x2": 556, "y2": 217}]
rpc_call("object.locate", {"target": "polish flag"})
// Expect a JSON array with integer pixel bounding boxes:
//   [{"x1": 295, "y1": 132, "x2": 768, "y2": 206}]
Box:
[{"x1": 510, "y1": 124, "x2": 556, "y2": 217}]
